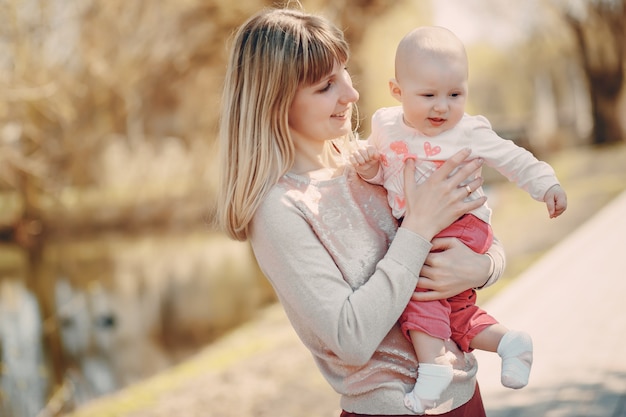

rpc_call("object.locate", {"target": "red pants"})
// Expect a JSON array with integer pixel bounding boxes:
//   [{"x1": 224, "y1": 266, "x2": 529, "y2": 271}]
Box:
[
  {"x1": 399, "y1": 214, "x2": 497, "y2": 352},
  {"x1": 340, "y1": 383, "x2": 486, "y2": 417}
]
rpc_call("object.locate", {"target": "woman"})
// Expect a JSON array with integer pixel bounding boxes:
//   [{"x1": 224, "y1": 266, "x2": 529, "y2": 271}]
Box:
[{"x1": 216, "y1": 6, "x2": 505, "y2": 416}]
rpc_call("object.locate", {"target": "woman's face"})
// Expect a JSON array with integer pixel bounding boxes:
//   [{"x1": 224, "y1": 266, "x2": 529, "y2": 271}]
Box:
[{"x1": 288, "y1": 61, "x2": 359, "y2": 146}]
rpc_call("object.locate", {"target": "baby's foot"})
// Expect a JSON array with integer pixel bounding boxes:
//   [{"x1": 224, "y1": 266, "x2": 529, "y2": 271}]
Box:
[
  {"x1": 404, "y1": 363, "x2": 453, "y2": 414},
  {"x1": 497, "y1": 330, "x2": 533, "y2": 389},
  {"x1": 404, "y1": 390, "x2": 430, "y2": 415}
]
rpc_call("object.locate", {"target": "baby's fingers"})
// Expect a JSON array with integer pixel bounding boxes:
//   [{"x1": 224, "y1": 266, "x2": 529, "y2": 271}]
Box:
[
  {"x1": 551, "y1": 195, "x2": 568, "y2": 218},
  {"x1": 362, "y1": 145, "x2": 379, "y2": 160},
  {"x1": 546, "y1": 197, "x2": 557, "y2": 217},
  {"x1": 545, "y1": 186, "x2": 567, "y2": 218},
  {"x1": 350, "y1": 145, "x2": 378, "y2": 165}
]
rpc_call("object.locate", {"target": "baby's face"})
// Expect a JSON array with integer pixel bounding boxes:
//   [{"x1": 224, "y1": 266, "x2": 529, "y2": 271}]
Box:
[{"x1": 394, "y1": 54, "x2": 468, "y2": 137}]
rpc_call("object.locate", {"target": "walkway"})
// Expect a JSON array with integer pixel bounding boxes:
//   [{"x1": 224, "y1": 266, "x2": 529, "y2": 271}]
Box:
[{"x1": 474, "y1": 190, "x2": 626, "y2": 417}]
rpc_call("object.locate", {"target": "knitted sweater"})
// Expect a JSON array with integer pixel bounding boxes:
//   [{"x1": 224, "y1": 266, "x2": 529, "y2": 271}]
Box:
[{"x1": 249, "y1": 165, "x2": 505, "y2": 415}]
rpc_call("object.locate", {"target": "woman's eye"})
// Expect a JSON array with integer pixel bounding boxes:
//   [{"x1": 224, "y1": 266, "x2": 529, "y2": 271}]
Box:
[{"x1": 319, "y1": 82, "x2": 332, "y2": 92}]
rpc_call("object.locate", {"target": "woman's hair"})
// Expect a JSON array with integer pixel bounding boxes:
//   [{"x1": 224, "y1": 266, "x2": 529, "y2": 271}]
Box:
[{"x1": 216, "y1": 7, "x2": 350, "y2": 241}]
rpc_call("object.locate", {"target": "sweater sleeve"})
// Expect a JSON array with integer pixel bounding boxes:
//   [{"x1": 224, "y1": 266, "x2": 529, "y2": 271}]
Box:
[
  {"x1": 468, "y1": 115, "x2": 560, "y2": 201},
  {"x1": 249, "y1": 189, "x2": 432, "y2": 366},
  {"x1": 480, "y1": 236, "x2": 506, "y2": 289}
]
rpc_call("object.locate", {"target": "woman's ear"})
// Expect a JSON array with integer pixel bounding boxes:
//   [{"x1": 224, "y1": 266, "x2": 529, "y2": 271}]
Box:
[{"x1": 389, "y1": 78, "x2": 402, "y2": 102}]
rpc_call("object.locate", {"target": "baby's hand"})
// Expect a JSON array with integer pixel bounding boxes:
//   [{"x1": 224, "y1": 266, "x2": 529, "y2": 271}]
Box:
[
  {"x1": 349, "y1": 145, "x2": 381, "y2": 180},
  {"x1": 544, "y1": 184, "x2": 567, "y2": 218}
]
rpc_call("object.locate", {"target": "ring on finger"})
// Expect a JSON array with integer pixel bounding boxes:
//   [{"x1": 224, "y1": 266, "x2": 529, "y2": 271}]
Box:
[{"x1": 464, "y1": 184, "x2": 472, "y2": 195}]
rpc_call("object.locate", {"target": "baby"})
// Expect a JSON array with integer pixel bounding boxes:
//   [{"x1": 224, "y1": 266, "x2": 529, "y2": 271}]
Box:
[{"x1": 351, "y1": 26, "x2": 567, "y2": 414}]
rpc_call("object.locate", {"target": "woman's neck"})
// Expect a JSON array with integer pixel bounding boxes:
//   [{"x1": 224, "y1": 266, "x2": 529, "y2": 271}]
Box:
[{"x1": 290, "y1": 141, "x2": 344, "y2": 179}]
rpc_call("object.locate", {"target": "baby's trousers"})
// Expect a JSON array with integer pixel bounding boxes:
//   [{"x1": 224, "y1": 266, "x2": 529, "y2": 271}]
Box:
[{"x1": 399, "y1": 214, "x2": 497, "y2": 352}]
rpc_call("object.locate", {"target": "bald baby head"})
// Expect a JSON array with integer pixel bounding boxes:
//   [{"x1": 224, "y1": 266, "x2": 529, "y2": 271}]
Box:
[{"x1": 395, "y1": 26, "x2": 468, "y2": 82}]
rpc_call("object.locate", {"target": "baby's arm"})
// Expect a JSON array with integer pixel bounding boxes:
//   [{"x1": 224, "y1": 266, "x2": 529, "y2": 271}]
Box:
[
  {"x1": 544, "y1": 184, "x2": 568, "y2": 218},
  {"x1": 349, "y1": 144, "x2": 381, "y2": 181}
]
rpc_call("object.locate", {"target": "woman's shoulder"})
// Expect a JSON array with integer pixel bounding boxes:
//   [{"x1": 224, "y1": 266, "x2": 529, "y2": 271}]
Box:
[
  {"x1": 256, "y1": 177, "x2": 299, "y2": 215},
  {"x1": 250, "y1": 179, "x2": 305, "y2": 244}
]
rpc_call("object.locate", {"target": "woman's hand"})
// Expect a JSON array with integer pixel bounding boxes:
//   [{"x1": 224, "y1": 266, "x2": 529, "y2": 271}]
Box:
[
  {"x1": 400, "y1": 148, "x2": 486, "y2": 241},
  {"x1": 412, "y1": 237, "x2": 492, "y2": 301}
]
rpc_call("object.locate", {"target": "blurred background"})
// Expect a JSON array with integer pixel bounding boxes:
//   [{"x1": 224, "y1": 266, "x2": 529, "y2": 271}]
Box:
[{"x1": 0, "y1": 0, "x2": 624, "y2": 416}]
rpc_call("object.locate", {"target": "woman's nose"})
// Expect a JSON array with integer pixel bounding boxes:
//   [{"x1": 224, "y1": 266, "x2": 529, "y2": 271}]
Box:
[
  {"x1": 340, "y1": 74, "x2": 359, "y2": 103},
  {"x1": 342, "y1": 84, "x2": 360, "y2": 103}
]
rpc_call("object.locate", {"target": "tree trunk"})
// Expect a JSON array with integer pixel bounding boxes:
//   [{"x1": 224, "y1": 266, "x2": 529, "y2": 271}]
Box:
[
  {"x1": 565, "y1": 0, "x2": 625, "y2": 145},
  {"x1": 591, "y1": 88, "x2": 624, "y2": 145}
]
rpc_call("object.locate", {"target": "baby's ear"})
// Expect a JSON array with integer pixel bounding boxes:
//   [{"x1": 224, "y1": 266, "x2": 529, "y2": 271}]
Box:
[{"x1": 389, "y1": 79, "x2": 402, "y2": 102}]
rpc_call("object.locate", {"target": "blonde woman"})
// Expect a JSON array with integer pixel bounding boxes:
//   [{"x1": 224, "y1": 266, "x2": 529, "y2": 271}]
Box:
[{"x1": 216, "y1": 6, "x2": 505, "y2": 416}]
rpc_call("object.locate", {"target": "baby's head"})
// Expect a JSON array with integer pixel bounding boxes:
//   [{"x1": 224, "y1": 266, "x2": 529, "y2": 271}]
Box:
[{"x1": 390, "y1": 26, "x2": 469, "y2": 136}]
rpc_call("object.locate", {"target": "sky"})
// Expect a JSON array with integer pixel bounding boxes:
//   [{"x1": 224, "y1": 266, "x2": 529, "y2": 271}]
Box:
[{"x1": 431, "y1": 0, "x2": 540, "y2": 47}]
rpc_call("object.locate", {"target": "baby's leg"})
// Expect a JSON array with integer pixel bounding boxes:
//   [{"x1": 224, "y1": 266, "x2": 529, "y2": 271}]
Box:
[
  {"x1": 471, "y1": 324, "x2": 533, "y2": 389},
  {"x1": 404, "y1": 331, "x2": 453, "y2": 414},
  {"x1": 470, "y1": 323, "x2": 508, "y2": 352}
]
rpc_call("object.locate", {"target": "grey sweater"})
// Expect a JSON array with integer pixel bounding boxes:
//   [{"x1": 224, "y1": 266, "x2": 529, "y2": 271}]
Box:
[{"x1": 249, "y1": 166, "x2": 505, "y2": 415}]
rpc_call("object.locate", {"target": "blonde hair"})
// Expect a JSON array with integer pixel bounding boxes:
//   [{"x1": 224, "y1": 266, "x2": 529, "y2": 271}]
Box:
[{"x1": 216, "y1": 7, "x2": 350, "y2": 241}]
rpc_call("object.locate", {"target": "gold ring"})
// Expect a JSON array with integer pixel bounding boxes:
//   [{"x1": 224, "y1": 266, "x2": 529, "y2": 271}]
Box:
[{"x1": 465, "y1": 184, "x2": 472, "y2": 195}]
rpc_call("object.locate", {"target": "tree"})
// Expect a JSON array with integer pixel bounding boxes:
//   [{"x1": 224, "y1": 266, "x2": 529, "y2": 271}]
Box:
[
  {"x1": 560, "y1": 0, "x2": 625, "y2": 144},
  {"x1": 0, "y1": 0, "x2": 403, "y2": 242}
]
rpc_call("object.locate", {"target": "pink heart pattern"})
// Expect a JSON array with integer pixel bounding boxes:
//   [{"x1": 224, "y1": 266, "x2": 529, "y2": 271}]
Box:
[{"x1": 424, "y1": 142, "x2": 441, "y2": 157}]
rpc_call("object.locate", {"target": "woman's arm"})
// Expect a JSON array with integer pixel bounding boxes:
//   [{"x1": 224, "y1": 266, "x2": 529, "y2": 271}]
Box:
[
  {"x1": 411, "y1": 236, "x2": 506, "y2": 301},
  {"x1": 250, "y1": 187, "x2": 431, "y2": 366}
]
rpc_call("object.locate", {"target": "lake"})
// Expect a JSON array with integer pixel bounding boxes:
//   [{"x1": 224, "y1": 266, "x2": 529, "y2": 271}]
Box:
[{"x1": 0, "y1": 230, "x2": 273, "y2": 417}]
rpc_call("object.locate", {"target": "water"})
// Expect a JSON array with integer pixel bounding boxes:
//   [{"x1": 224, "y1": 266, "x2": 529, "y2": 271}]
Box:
[{"x1": 0, "y1": 230, "x2": 273, "y2": 417}]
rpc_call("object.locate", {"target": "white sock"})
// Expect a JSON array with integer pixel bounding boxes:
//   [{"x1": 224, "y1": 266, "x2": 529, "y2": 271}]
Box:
[
  {"x1": 404, "y1": 363, "x2": 454, "y2": 414},
  {"x1": 497, "y1": 330, "x2": 533, "y2": 389}
]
